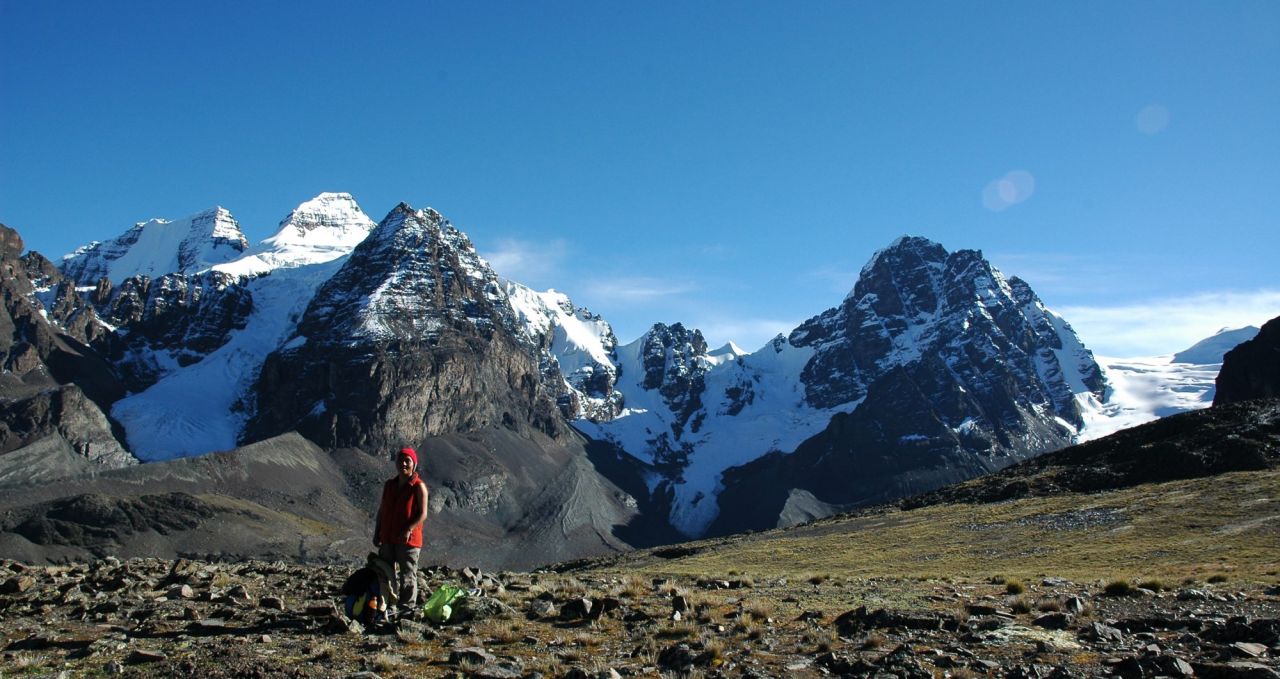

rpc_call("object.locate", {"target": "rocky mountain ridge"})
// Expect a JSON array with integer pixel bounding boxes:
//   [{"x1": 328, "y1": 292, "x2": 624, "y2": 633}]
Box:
[
  {"x1": 0, "y1": 224, "x2": 135, "y2": 484},
  {"x1": 243, "y1": 202, "x2": 564, "y2": 451},
  {"x1": 61, "y1": 208, "x2": 249, "y2": 286}
]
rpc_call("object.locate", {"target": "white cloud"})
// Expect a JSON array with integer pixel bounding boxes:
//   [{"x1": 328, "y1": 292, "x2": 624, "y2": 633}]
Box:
[
  {"x1": 479, "y1": 238, "x2": 569, "y2": 285},
  {"x1": 1057, "y1": 289, "x2": 1280, "y2": 357},
  {"x1": 584, "y1": 277, "x2": 696, "y2": 302}
]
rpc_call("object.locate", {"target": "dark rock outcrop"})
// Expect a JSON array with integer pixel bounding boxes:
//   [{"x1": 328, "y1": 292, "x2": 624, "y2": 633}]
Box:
[
  {"x1": 0, "y1": 223, "x2": 133, "y2": 476},
  {"x1": 709, "y1": 237, "x2": 1105, "y2": 535},
  {"x1": 898, "y1": 397, "x2": 1280, "y2": 509},
  {"x1": 243, "y1": 204, "x2": 564, "y2": 451},
  {"x1": 91, "y1": 270, "x2": 255, "y2": 390},
  {"x1": 1216, "y1": 315, "x2": 1280, "y2": 405},
  {"x1": 791, "y1": 237, "x2": 1103, "y2": 422}
]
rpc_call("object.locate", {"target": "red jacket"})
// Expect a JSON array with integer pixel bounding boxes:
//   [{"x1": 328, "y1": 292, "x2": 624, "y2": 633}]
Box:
[{"x1": 377, "y1": 474, "x2": 426, "y2": 548}]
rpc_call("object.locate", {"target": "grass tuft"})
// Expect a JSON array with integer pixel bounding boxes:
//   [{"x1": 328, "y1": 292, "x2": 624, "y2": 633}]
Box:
[
  {"x1": 861, "y1": 631, "x2": 887, "y2": 650},
  {"x1": 1104, "y1": 579, "x2": 1136, "y2": 596},
  {"x1": 371, "y1": 653, "x2": 402, "y2": 672},
  {"x1": 1035, "y1": 597, "x2": 1063, "y2": 612}
]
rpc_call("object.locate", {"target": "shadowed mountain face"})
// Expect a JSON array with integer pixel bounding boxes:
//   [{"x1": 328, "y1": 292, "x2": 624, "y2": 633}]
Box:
[
  {"x1": 705, "y1": 238, "x2": 1106, "y2": 535},
  {"x1": 0, "y1": 430, "x2": 664, "y2": 570},
  {"x1": 1215, "y1": 315, "x2": 1280, "y2": 406},
  {"x1": 899, "y1": 397, "x2": 1280, "y2": 509},
  {"x1": 242, "y1": 204, "x2": 565, "y2": 452},
  {"x1": 0, "y1": 224, "x2": 135, "y2": 479}
]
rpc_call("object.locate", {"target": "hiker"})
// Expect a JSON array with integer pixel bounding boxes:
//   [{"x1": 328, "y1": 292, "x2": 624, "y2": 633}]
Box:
[{"x1": 373, "y1": 446, "x2": 428, "y2": 617}]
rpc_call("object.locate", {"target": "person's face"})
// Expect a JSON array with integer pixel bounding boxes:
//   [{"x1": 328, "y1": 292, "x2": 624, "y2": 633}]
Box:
[{"x1": 397, "y1": 454, "x2": 415, "y2": 477}]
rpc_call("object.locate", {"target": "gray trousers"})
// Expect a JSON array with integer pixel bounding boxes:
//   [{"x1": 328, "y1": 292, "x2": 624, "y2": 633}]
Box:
[{"x1": 378, "y1": 543, "x2": 421, "y2": 608}]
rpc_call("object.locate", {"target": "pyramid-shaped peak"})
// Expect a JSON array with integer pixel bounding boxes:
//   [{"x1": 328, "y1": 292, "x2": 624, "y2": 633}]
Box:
[
  {"x1": 859, "y1": 235, "x2": 947, "y2": 274},
  {"x1": 268, "y1": 193, "x2": 375, "y2": 245}
]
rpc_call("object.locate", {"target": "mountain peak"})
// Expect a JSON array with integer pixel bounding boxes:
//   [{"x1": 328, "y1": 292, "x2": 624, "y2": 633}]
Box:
[
  {"x1": 293, "y1": 202, "x2": 507, "y2": 343},
  {"x1": 1172, "y1": 325, "x2": 1261, "y2": 365},
  {"x1": 852, "y1": 235, "x2": 947, "y2": 297},
  {"x1": 61, "y1": 207, "x2": 249, "y2": 285},
  {"x1": 267, "y1": 193, "x2": 373, "y2": 242},
  {"x1": 234, "y1": 193, "x2": 376, "y2": 272}
]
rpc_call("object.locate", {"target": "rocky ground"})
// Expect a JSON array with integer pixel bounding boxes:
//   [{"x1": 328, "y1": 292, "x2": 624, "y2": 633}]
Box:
[{"x1": 2, "y1": 557, "x2": 1278, "y2": 678}]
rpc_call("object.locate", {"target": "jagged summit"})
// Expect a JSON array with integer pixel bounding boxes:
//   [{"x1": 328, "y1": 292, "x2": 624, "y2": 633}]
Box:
[
  {"x1": 61, "y1": 207, "x2": 249, "y2": 285},
  {"x1": 503, "y1": 281, "x2": 623, "y2": 422},
  {"x1": 793, "y1": 236, "x2": 1102, "y2": 419},
  {"x1": 244, "y1": 201, "x2": 565, "y2": 450},
  {"x1": 577, "y1": 235, "x2": 1106, "y2": 537},
  {"x1": 293, "y1": 202, "x2": 509, "y2": 343}
]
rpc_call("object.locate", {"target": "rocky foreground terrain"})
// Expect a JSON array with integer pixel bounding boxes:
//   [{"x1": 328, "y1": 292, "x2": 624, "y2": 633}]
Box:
[{"x1": 1, "y1": 554, "x2": 1277, "y2": 678}]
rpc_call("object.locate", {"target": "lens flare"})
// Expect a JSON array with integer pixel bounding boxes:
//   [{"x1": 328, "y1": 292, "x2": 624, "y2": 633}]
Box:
[
  {"x1": 1136, "y1": 104, "x2": 1170, "y2": 135},
  {"x1": 983, "y1": 170, "x2": 1036, "y2": 212}
]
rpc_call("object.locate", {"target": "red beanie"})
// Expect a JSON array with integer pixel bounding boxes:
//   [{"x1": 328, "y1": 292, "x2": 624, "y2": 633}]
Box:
[{"x1": 398, "y1": 447, "x2": 418, "y2": 466}]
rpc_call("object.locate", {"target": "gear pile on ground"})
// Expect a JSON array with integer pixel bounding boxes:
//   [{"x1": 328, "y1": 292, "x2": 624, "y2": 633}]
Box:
[{"x1": 1, "y1": 558, "x2": 1278, "y2": 678}]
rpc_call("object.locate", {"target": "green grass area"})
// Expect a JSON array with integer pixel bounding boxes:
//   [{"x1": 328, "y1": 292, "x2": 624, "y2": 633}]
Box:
[{"x1": 583, "y1": 470, "x2": 1280, "y2": 587}]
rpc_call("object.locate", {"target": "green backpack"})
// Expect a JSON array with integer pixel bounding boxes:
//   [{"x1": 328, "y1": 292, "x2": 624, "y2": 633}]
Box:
[{"x1": 421, "y1": 584, "x2": 466, "y2": 624}]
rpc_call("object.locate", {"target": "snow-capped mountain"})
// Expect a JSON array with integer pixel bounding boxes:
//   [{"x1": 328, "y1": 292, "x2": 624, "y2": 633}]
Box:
[
  {"x1": 243, "y1": 202, "x2": 564, "y2": 451},
  {"x1": 532, "y1": 236, "x2": 1106, "y2": 536},
  {"x1": 73, "y1": 194, "x2": 375, "y2": 459},
  {"x1": 214, "y1": 192, "x2": 375, "y2": 276},
  {"x1": 1172, "y1": 325, "x2": 1260, "y2": 365},
  {"x1": 62, "y1": 208, "x2": 249, "y2": 286},
  {"x1": 24, "y1": 194, "x2": 1224, "y2": 542},
  {"x1": 284, "y1": 203, "x2": 512, "y2": 343},
  {"x1": 503, "y1": 282, "x2": 624, "y2": 421}
]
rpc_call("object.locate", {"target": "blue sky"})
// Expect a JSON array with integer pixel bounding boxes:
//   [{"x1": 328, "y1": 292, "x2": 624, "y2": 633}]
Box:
[{"x1": 3, "y1": 1, "x2": 1277, "y2": 356}]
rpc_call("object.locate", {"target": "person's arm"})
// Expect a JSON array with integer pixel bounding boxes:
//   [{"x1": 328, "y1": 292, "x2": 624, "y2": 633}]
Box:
[{"x1": 402, "y1": 483, "x2": 427, "y2": 542}]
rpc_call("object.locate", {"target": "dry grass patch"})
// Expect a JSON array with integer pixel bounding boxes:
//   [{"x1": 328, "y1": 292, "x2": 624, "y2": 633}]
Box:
[
  {"x1": 737, "y1": 619, "x2": 765, "y2": 641},
  {"x1": 7, "y1": 651, "x2": 53, "y2": 671},
  {"x1": 545, "y1": 575, "x2": 588, "y2": 597},
  {"x1": 803, "y1": 628, "x2": 838, "y2": 653},
  {"x1": 744, "y1": 599, "x2": 776, "y2": 622},
  {"x1": 805, "y1": 572, "x2": 831, "y2": 586},
  {"x1": 371, "y1": 653, "x2": 402, "y2": 672},
  {"x1": 657, "y1": 620, "x2": 700, "y2": 640},
  {"x1": 1035, "y1": 597, "x2": 1063, "y2": 612},
  {"x1": 1103, "y1": 580, "x2": 1136, "y2": 596},
  {"x1": 614, "y1": 574, "x2": 649, "y2": 599},
  {"x1": 574, "y1": 630, "x2": 605, "y2": 648},
  {"x1": 861, "y1": 631, "x2": 887, "y2": 650},
  {"x1": 577, "y1": 471, "x2": 1280, "y2": 585},
  {"x1": 477, "y1": 618, "x2": 523, "y2": 644}
]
